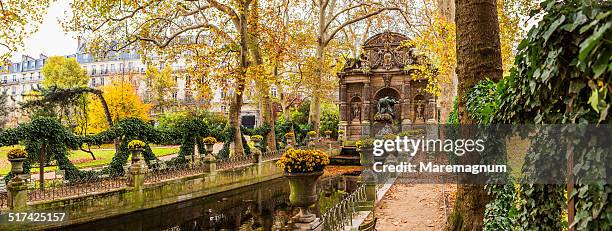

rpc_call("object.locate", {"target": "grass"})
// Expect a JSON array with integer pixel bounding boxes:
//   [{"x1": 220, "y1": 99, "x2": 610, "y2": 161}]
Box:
[{"x1": 0, "y1": 145, "x2": 180, "y2": 175}]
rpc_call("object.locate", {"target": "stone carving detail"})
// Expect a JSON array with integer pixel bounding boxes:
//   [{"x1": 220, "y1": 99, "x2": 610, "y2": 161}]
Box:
[{"x1": 383, "y1": 74, "x2": 392, "y2": 87}]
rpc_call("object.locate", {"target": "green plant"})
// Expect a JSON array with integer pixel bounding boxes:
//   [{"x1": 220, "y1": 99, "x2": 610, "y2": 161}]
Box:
[
  {"x1": 355, "y1": 138, "x2": 375, "y2": 149},
  {"x1": 285, "y1": 132, "x2": 295, "y2": 138},
  {"x1": 324, "y1": 130, "x2": 332, "y2": 135},
  {"x1": 128, "y1": 140, "x2": 145, "y2": 150},
  {"x1": 7, "y1": 148, "x2": 27, "y2": 159},
  {"x1": 307, "y1": 131, "x2": 317, "y2": 137},
  {"x1": 276, "y1": 148, "x2": 330, "y2": 173},
  {"x1": 338, "y1": 130, "x2": 345, "y2": 134},
  {"x1": 382, "y1": 133, "x2": 396, "y2": 140},
  {"x1": 203, "y1": 136, "x2": 217, "y2": 144}
]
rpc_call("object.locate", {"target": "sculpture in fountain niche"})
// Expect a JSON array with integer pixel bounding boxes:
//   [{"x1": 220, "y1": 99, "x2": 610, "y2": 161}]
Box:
[
  {"x1": 351, "y1": 103, "x2": 361, "y2": 122},
  {"x1": 374, "y1": 96, "x2": 399, "y2": 123}
]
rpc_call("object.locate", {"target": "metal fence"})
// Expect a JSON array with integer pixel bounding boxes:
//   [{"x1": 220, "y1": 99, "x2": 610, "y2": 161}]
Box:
[
  {"x1": 144, "y1": 161, "x2": 205, "y2": 184},
  {"x1": 0, "y1": 191, "x2": 8, "y2": 209},
  {"x1": 261, "y1": 150, "x2": 283, "y2": 162},
  {"x1": 217, "y1": 154, "x2": 254, "y2": 170},
  {"x1": 321, "y1": 184, "x2": 368, "y2": 231},
  {"x1": 27, "y1": 173, "x2": 127, "y2": 202}
]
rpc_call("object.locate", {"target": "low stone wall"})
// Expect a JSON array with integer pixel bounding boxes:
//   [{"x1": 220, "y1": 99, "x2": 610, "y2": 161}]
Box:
[{"x1": 1, "y1": 160, "x2": 283, "y2": 231}]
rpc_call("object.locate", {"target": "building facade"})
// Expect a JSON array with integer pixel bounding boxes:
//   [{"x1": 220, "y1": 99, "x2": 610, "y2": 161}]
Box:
[{"x1": 0, "y1": 51, "x2": 262, "y2": 128}]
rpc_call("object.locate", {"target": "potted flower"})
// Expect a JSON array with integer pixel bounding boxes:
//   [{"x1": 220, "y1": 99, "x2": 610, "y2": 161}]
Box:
[
  {"x1": 307, "y1": 131, "x2": 317, "y2": 138},
  {"x1": 285, "y1": 132, "x2": 295, "y2": 148},
  {"x1": 202, "y1": 136, "x2": 217, "y2": 153},
  {"x1": 251, "y1": 135, "x2": 263, "y2": 146},
  {"x1": 276, "y1": 148, "x2": 330, "y2": 221},
  {"x1": 338, "y1": 130, "x2": 345, "y2": 141},
  {"x1": 324, "y1": 130, "x2": 332, "y2": 139},
  {"x1": 7, "y1": 148, "x2": 27, "y2": 175},
  {"x1": 128, "y1": 140, "x2": 146, "y2": 163}
]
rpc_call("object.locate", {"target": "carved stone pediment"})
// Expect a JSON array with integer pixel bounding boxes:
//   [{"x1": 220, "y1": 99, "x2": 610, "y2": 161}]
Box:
[{"x1": 362, "y1": 32, "x2": 415, "y2": 70}]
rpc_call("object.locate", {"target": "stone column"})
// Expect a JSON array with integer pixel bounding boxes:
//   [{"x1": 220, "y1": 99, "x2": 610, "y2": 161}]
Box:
[
  {"x1": 427, "y1": 99, "x2": 437, "y2": 124},
  {"x1": 338, "y1": 77, "x2": 349, "y2": 140},
  {"x1": 128, "y1": 161, "x2": 146, "y2": 190},
  {"x1": 357, "y1": 147, "x2": 377, "y2": 211},
  {"x1": 7, "y1": 177, "x2": 28, "y2": 211},
  {"x1": 203, "y1": 145, "x2": 217, "y2": 175},
  {"x1": 361, "y1": 79, "x2": 372, "y2": 137},
  {"x1": 401, "y1": 78, "x2": 412, "y2": 131}
]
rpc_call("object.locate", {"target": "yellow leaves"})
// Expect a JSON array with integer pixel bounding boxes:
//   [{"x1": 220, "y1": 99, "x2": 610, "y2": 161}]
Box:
[
  {"x1": 41, "y1": 56, "x2": 89, "y2": 88},
  {"x1": 405, "y1": 8, "x2": 456, "y2": 97},
  {"x1": 87, "y1": 78, "x2": 151, "y2": 133}
]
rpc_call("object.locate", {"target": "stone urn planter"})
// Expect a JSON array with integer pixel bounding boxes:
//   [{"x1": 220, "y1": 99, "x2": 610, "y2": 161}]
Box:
[
  {"x1": 285, "y1": 171, "x2": 324, "y2": 222},
  {"x1": 129, "y1": 148, "x2": 143, "y2": 163},
  {"x1": 202, "y1": 137, "x2": 217, "y2": 157},
  {"x1": 9, "y1": 158, "x2": 27, "y2": 175},
  {"x1": 128, "y1": 140, "x2": 146, "y2": 164}
]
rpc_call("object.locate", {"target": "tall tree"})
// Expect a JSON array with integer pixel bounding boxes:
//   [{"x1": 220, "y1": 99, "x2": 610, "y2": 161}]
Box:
[
  {"x1": 308, "y1": 0, "x2": 399, "y2": 131},
  {"x1": 67, "y1": 0, "x2": 261, "y2": 156},
  {"x1": 41, "y1": 56, "x2": 89, "y2": 88},
  {"x1": 448, "y1": 0, "x2": 503, "y2": 230},
  {"x1": 88, "y1": 78, "x2": 151, "y2": 133}
]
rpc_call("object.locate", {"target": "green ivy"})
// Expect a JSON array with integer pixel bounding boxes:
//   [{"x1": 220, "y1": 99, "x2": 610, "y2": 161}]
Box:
[{"x1": 468, "y1": 0, "x2": 612, "y2": 229}]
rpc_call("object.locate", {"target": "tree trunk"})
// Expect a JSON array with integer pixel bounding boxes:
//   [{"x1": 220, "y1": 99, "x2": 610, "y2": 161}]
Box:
[
  {"x1": 92, "y1": 89, "x2": 118, "y2": 153},
  {"x1": 39, "y1": 142, "x2": 46, "y2": 190},
  {"x1": 247, "y1": 2, "x2": 277, "y2": 151},
  {"x1": 448, "y1": 0, "x2": 503, "y2": 230},
  {"x1": 228, "y1": 5, "x2": 252, "y2": 157}
]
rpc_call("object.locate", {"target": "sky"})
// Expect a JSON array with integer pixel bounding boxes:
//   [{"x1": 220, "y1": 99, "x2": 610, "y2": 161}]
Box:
[{"x1": 12, "y1": 0, "x2": 77, "y2": 60}]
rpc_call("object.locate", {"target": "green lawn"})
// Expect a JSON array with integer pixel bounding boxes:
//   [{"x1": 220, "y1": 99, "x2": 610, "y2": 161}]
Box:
[{"x1": 0, "y1": 145, "x2": 180, "y2": 175}]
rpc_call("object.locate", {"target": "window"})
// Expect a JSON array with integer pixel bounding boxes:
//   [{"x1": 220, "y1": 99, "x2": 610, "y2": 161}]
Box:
[
  {"x1": 128, "y1": 62, "x2": 133, "y2": 71},
  {"x1": 92, "y1": 65, "x2": 97, "y2": 75},
  {"x1": 172, "y1": 92, "x2": 177, "y2": 99},
  {"x1": 2, "y1": 76, "x2": 6, "y2": 83},
  {"x1": 92, "y1": 78, "x2": 96, "y2": 86},
  {"x1": 11, "y1": 86, "x2": 15, "y2": 94},
  {"x1": 38, "y1": 72, "x2": 41, "y2": 79},
  {"x1": 271, "y1": 87, "x2": 278, "y2": 98},
  {"x1": 100, "y1": 77, "x2": 105, "y2": 85},
  {"x1": 12, "y1": 75, "x2": 16, "y2": 82},
  {"x1": 120, "y1": 63, "x2": 124, "y2": 72},
  {"x1": 110, "y1": 64, "x2": 115, "y2": 72}
]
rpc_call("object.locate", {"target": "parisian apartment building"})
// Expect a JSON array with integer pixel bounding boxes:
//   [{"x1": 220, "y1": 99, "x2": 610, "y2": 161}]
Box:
[{"x1": 0, "y1": 51, "x2": 266, "y2": 129}]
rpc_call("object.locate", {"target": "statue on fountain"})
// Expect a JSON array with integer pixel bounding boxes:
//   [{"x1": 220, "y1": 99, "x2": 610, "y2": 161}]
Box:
[{"x1": 374, "y1": 96, "x2": 399, "y2": 122}]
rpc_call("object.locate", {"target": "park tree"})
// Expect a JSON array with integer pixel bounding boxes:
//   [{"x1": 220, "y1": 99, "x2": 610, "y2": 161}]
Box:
[
  {"x1": 0, "y1": 0, "x2": 49, "y2": 66},
  {"x1": 40, "y1": 56, "x2": 90, "y2": 134},
  {"x1": 447, "y1": 0, "x2": 503, "y2": 230},
  {"x1": 65, "y1": 0, "x2": 267, "y2": 156},
  {"x1": 88, "y1": 78, "x2": 151, "y2": 133},
  {"x1": 145, "y1": 65, "x2": 177, "y2": 113},
  {"x1": 41, "y1": 56, "x2": 89, "y2": 88}
]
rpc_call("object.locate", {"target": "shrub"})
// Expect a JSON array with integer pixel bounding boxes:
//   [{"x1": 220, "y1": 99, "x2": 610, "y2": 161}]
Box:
[
  {"x1": 7, "y1": 148, "x2": 27, "y2": 159},
  {"x1": 276, "y1": 148, "x2": 330, "y2": 173},
  {"x1": 355, "y1": 138, "x2": 375, "y2": 149},
  {"x1": 127, "y1": 140, "x2": 145, "y2": 150},
  {"x1": 307, "y1": 131, "x2": 317, "y2": 137}
]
